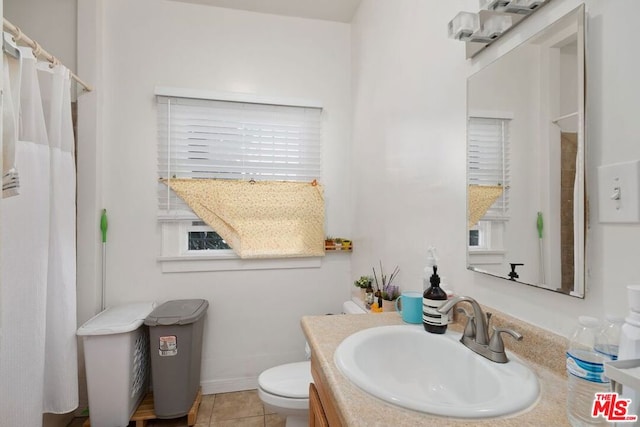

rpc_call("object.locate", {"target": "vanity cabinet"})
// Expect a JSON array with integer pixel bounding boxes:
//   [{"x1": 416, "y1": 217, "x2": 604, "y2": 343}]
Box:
[
  {"x1": 309, "y1": 383, "x2": 328, "y2": 427},
  {"x1": 310, "y1": 356, "x2": 344, "y2": 427}
]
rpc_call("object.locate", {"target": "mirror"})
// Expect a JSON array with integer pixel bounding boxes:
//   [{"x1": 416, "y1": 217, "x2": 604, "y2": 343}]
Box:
[{"x1": 466, "y1": 5, "x2": 585, "y2": 298}]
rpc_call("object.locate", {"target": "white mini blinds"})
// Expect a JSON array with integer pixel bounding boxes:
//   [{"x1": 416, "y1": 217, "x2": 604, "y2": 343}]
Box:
[
  {"x1": 157, "y1": 95, "x2": 322, "y2": 219},
  {"x1": 468, "y1": 116, "x2": 511, "y2": 220}
]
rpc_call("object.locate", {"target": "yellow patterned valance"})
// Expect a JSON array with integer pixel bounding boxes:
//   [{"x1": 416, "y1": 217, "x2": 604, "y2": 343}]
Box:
[
  {"x1": 468, "y1": 185, "x2": 504, "y2": 228},
  {"x1": 163, "y1": 179, "x2": 325, "y2": 258}
]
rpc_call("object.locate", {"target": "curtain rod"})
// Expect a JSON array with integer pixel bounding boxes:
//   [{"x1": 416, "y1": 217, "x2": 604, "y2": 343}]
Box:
[{"x1": 3, "y1": 18, "x2": 93, "y2": 93}]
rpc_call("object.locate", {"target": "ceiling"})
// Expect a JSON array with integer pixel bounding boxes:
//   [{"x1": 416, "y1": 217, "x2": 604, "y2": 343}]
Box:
[{"x1": 170, "y1": 0, "x2": 363, "y2": 23}]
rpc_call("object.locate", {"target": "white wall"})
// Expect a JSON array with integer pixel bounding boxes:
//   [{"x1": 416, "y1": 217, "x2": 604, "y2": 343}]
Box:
[
  {"x1": 350, "y1": 0, "x2": 476, "y2": 297},
  {"x1": 589, "y1": 0, "x2": 640, "y2": 318},
  {"x1": 4, "y1": 0, "x2": 78, "y2": 98},
  {"x1": 3, "y1": 0, "x2": 76, "y2": 71},
  {"x1": 77, "y1": 0, "x2": 353, "y2": 394},
  {"x1": 351, "y1": 0, "x2": 639, "y2": 337}
]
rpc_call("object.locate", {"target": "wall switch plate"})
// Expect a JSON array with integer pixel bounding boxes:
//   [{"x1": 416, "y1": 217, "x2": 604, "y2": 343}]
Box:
[{"x1": 597, "y1": 160, "x2": 640, "y2": 223}]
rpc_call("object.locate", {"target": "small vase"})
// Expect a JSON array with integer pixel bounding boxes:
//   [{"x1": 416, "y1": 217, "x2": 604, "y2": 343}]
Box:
[{"x1": 382, "y1": 299, "x2": 397, "y2": 312}]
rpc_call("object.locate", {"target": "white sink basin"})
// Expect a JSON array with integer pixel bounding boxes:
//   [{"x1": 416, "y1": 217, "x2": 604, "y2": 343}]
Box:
[{"x1": 334, "y1": 325, "x2": 539, "y2": 418}]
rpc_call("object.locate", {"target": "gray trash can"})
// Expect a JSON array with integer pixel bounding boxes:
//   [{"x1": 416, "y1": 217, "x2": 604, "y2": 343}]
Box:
[{"x1": 144, "y1": 299, "x2": 209, "y2": 418}]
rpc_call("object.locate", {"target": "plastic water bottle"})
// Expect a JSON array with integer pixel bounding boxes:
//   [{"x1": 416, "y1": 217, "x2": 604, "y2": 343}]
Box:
[
  {"x1": 595, "y1": 315, "x2": 624, "y2": 361},
  {"x1": 619, "y1": 285, "x2": 640, "y2": 424},
  {"x1": 566, "y1": 316, "x2": 612, "y2": 426}
]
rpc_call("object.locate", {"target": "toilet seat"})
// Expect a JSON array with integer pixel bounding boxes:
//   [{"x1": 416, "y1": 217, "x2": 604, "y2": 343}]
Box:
[
  {"x1": 258, "y1": 361, "x2": 311, "y2": 399},
  {"x1": 258, "y1": 386, "x2": 309, "y2": 412}
]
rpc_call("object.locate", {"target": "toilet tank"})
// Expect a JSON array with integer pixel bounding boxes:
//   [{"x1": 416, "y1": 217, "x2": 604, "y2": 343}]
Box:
[{"x1": 343, "y1": 300, "x2": 366, "y2": 314}]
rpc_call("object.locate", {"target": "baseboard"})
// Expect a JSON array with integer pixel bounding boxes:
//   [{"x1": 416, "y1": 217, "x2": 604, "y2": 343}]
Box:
[{"x1": 201, "y1": 377, "x2": 258, "y2": 395}]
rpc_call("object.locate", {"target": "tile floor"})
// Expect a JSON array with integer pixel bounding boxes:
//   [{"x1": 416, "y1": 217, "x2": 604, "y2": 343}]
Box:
[{"x1": 67, "y1": 390, "x2": 286, "y2": 427}]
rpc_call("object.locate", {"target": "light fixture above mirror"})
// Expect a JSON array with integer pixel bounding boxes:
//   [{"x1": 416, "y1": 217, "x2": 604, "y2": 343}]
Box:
[
  {"x1": 448, "y1": 0, "x2": 553, "y2": 58},
  {"x1": 481, "y1": 0, "x2": 547, "y2": 15}
]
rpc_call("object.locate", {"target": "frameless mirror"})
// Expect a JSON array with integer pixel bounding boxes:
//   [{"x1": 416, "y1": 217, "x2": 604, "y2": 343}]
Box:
[{"x1": 466, "y1": 5, "x2": 585, "y2": 298}]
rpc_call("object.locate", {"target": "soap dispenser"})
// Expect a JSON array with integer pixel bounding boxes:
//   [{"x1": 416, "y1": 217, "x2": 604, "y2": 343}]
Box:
[{"x1": 423, "y1": 260, "x2": 448, "y2": 334}]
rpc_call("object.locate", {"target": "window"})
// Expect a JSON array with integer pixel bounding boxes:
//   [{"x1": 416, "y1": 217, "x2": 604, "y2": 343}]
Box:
[
  {"x1": 156, "y1": 88, "x2": 323, "y2": 270},
  {"x1": 187, "y1": 221, "x2": 231, "y2": 251},
  {"x1": 467, "y1": 115, "x2": 510, "y2": 252}
]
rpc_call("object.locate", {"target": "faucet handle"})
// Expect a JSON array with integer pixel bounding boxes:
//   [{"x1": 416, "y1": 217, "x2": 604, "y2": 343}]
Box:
[
  {"x1": 456, "y1": 307, "x2": 476, "y2": 338},
  {"x1": 489, "y1": 327, "x2": 523, "y2": 355}
]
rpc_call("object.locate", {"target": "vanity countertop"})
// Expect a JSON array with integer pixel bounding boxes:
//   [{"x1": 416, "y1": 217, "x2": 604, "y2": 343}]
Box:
[{"x1": 301, "y1": 310, "x2": 571, "y2": 426}]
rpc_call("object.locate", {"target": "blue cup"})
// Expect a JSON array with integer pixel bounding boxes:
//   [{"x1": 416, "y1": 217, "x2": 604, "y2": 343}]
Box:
[{"x1": 395, "y1": 291, "x2": 423, "y2": 324}]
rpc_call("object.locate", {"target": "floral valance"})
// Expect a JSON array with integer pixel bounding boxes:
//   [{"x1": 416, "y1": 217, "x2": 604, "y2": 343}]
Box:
[
  {"x1": 163, "y1": 179, "x2": 325, "y2": 258},
  {"x1": 468, "y1": 185, "x2": 504, "y2": 228}
]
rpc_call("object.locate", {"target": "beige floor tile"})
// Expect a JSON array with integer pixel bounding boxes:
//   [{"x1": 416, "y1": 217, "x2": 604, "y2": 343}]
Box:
[
  {"x1": 209, "y1": 415, "x2": 265, "y2": 427},
  {"x1": 196, "y1": 394, "x2": 215, "y2": 425},
  {"x1": 265, "y1": 413, "x2": 286, "y2": 427},
  {"x1": 262, "y1": 404, "x2": 276, "y2": 415},
  {"x1": 211, "y1": 390, "x2": 264, "y2": 421}
]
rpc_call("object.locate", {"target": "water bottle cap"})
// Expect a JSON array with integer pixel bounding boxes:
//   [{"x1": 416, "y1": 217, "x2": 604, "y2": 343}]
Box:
[
  {"x1": 605, "y1": 314, "x2": 625, "y2": 324},
  {"x1": 578, "y1": 316, "x2": 600, "y2": 328},
  {"x1": 626, "y1": 311, "x2": 640, "y2": 327}
]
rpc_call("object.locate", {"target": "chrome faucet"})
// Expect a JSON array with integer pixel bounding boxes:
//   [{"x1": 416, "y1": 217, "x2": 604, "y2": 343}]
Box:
[{"x1": 437, "y1": 296, "x2": 522, "y2": 363}]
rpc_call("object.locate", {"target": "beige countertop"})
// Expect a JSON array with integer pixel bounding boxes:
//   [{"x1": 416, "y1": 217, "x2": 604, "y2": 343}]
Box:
[{"x1": 301, "y1": 309, "x2": 571, "y2": 426}]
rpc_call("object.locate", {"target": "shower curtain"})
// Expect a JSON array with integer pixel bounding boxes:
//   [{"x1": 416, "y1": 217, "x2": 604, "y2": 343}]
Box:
[{"x1": 0, "y1": 45, "x2": 78, "y2": 426}]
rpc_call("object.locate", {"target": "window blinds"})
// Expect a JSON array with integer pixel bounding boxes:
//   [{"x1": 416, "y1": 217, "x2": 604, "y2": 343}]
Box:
[
  {"x1": 468, "y1": 116, "x2": 510, "y2": 219},
  {"x1": 157, "y1": 96, "x2": 322, "y2": 219}
]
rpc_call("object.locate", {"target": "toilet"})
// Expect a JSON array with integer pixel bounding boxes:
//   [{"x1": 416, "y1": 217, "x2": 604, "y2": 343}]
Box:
[
  {"x1": 257, "y1": 300, "x2": 366, "y2": 427},
  {"x1": 258, "y1": 361, "x2": 312, "y2": 427}
]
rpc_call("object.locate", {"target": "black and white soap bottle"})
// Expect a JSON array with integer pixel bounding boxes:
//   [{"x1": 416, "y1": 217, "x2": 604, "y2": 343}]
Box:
[{"x1": 422, "y1": 265, "x2": 448, "y2": 334}]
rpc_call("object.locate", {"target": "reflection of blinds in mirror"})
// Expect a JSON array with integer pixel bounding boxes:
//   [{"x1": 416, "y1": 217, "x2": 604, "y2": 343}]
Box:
[{"x1": 468, "y1": 116, "x2": 510, "y2": 219}]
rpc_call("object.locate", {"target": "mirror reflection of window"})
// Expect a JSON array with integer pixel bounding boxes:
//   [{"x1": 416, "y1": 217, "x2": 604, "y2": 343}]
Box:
[
  {"x1": 467, "y1": 116, "x2": 511, "y2": 254},
  {"x1": 469, "y1": 222, "x2": 489, "y2": 250},
  {"x1": 469, "y1": 229, "x2": 480, "y2": 247}
]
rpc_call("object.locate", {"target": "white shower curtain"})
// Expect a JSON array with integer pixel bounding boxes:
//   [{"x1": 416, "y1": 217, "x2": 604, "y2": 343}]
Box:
[
  {"x1": 38, "y1": 60, "x2": 79, "y2": 414},
  {"x1": 0, "y1": 45, "x2": 78, "y2": 426}
]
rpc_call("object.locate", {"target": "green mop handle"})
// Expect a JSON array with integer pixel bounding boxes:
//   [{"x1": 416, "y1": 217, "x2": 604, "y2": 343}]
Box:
[
  {"x1": 537, "y1": 211, "x2": 543, "y2": 239},
  {"x1": 101, "y1": 209, "x2": 108, "y2": 243},
  {"x1": 100, "y1": 209, "x2": 108, "y2": 311}
]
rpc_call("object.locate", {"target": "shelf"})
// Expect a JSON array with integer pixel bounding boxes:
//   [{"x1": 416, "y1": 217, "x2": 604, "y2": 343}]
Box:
[
  {"x1": 324, "y1": 243, "x2": 352, "y2": 252},
  {"x1": 604, "y1": 359, "x2": 640, "y2": 394}
]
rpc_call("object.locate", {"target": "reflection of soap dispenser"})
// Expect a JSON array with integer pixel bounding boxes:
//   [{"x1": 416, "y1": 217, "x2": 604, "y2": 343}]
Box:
[{"x1": 508, "y1": 263, "x2": 523, "y2": 281}]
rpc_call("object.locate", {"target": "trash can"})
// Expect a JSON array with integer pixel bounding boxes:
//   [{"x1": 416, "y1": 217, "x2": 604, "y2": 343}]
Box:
[
  {"x1": 144, "y1": 299, "x2": 209, "y2": 418},
  {"x1": 77, "y1": 302, "x2": 156, "y2": 427}
]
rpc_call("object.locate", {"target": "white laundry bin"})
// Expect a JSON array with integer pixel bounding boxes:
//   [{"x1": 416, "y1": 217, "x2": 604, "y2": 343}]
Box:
[{"x1": 77, "y1": 302, "x2": 156, "y2": 427}]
